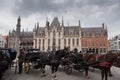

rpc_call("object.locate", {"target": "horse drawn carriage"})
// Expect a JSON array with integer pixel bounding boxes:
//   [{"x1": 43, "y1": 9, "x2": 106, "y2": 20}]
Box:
[
  {"x1": 61, "y1": 50, "x2": 85, "y2": 75},
  {"x1": 23, "y1": 49, "x2": 41, "y2": 73}
]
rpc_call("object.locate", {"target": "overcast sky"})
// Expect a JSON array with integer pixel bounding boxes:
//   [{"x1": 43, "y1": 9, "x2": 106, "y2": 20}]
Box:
[{"x1": 0, "y1": 0, "x2": 120, "y2": 39}]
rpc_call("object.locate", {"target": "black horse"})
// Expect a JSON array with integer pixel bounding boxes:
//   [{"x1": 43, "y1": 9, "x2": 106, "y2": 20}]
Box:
[
  {"x1": 35, "y1": 47, "x2": 69, "y2": 80},
  {"x1": 0, "y1": 50, "x2": 9, "y2": 80},
  {"x1": 0, "y1": 48, "x2": 17, "y2": 79}
]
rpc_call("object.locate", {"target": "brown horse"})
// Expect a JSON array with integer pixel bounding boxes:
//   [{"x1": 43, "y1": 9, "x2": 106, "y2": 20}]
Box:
[{"x1": 83, "y1": 53, "x2": 120, "y2": 80}]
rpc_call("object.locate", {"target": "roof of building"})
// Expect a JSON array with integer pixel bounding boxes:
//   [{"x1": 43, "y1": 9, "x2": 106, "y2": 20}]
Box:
[
  {"x1": 50, "y1": 17, "x2": 60, "y2": 27},
  {"x1": 2, "y1": 35, "x2": 7, "y2": 40},
  {"x1": 20, "y1": 31, "x2": 33, "y2": 37},
  {"x1": 35, "y1": 17, "x2": 107, "y2": 37},
  {"x1": 81, "y1": 27, "x2": 107, "y2": 37}
]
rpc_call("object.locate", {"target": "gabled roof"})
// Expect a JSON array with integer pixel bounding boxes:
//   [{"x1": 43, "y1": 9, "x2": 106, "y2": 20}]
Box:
[
  {"x1": 50, "y1": 17, "x2": 60, "y2": 27},
  {"x1": 64, "y1": 26, "x2": 79, "y2": 36},
  {"x1": 81, "y1": 27, "x2": 107, "y2": 36},
  {"x1": 20, "y1": 31, "x2": 33, "y2": 37},
  {"x1": 36, "y1": 27, "x2": 45, "y2": 36}
]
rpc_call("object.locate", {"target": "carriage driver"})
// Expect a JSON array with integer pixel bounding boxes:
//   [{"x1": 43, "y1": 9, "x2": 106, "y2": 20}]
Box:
[{"x1": 18, "y1": 48, "x2": 26, "y2": 74}]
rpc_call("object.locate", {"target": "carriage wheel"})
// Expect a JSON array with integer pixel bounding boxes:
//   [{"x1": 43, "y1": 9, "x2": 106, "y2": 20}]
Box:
[
  {"x1": 24, "y1": 62, "x2": 30, "y2": 74},
  {"x1": 64, "y1": 65, "x2": 72, "y2": 75},
  {"x1": 89, "y1": 67, "x2": 95, "y2": 72},
  {"x1": 78, "y1": 68, "x2": 84, "y2": 72}
]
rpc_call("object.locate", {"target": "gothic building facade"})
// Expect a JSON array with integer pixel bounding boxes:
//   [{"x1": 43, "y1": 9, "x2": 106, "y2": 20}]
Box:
[
  {"x1": 33, "y1": 17, "x2": 108, "y2": 53},
  {"x1": 8, "y1": 16, "x2": 108, "y2": 53},
  {"x1": 33, "y1": 17, "x2": 81, "y2": 51},
  {"x1": 8, "y1": 16, "x2": 33, "y2": 51}
]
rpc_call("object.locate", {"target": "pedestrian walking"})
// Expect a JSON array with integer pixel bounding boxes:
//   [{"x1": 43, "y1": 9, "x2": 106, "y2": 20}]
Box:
[{"x1": 18, "y1": 48, "x2": 26, "y2": 74}]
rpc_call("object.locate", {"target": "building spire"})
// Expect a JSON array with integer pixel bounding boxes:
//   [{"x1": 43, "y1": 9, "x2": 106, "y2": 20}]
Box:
[
  {"x1": 102, "y1": 23, "x2": 105, "y2": 29},
  {"x1": 34, "y1": 23, "x2": 36, "y2": 29},
  {"x1": 17, "y1": 16, "x2": 21, "y2": 24},
  {"x1": 78, "y1": 20, "x2": 81, "y2": 27},
  {"x1": 62, "y1": 17, "x2": 64, "y2": 27},
  {"x1": 46, "y1": 17, "x2": 49, "y2": 26},
  {"x1": 67, "y1": 21, "x2": 69, "y2": 27},
  {"x1": 9, "y1": 30, "x2": 11, "y2": 35},
  {"x1": 37, "y1": 22, "x2": 39, "y2": 28},
  {"x1": 16, "y1": 16, "x2": 21, "y2": 37}
]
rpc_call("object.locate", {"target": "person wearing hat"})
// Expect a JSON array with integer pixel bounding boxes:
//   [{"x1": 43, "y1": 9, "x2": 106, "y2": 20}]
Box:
[{"x1": 18, "y1": 48, "x2": 26, "y2": 74}]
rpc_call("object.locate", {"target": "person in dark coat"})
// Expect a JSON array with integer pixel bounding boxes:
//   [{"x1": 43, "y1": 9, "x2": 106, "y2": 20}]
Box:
[{"x1": 18, "y1": 48, "x2": 26, "y2": 74}]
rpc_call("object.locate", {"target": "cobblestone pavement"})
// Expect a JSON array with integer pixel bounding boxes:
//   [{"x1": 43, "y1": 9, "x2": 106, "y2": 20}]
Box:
[{"x1": 4, "y1": 66, "x2": 120, "y2": 80}]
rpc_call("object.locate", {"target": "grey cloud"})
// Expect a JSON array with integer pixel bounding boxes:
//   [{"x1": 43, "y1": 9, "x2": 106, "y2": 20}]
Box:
[
  {"x1": 12, "y1": 0, "x2": 74, "y2": 17},
  {"x1": 12, "y1": 0, "x2": 120, "y2": 23},
  {"x1": 0, "y1": 0, "x2": 7, "y2": 9}
]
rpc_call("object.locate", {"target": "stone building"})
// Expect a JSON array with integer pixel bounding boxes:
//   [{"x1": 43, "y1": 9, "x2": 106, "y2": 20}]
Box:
[
  {"x1": 109, "y1": 34, "x2": 120, "y2": 52},
  {"x1": 33, "y1": 17, "x2": 108, "y2": 52},
  {"x1": 33, "y1": 17, "x2": 81, "y2": 51},
  {"x1": 8, "y1": 16, "x2": 108, "y2": 53},
  {"x1": 8, "y1": 16, "x2": 33, "y2": 51},
  {"x1": 0, "y1": 34, "x2": 7, "y2": 48}
]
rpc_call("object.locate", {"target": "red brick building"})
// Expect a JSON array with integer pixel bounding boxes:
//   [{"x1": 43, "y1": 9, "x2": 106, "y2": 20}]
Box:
[{"x1": 81, "y1": 23, "x2": 108, "y2": 53}]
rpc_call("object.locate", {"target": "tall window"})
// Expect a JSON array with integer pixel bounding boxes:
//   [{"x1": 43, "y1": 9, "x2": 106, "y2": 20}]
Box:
[
  {"x1": 35, "y1": 39, "x2": 37, "y2": 48},
  {"x1": 39, "y1": 39, "x2": 41, "y2": 45},
  {"x1": 73, "y1": 38, "x2": 74, "y2": 46},
  {"x1": 59, "y1": 39, "x2": 60, "y2": 46},
  {"x1": 48, "y1": 39, "x2": 50, "y2": 44},
  {"x1": 48, "y1": 32, "x2": 50, "y2": 36},
  {"x1": 53, "y1": 30, "x2": 55, "y2": 36},
  {"x1": 59, "y1": 32, "x2": 60, "y2": 37},
  {"x1": 35, "y1": 39, "x2": 37, "y2": 45},
  {"x1": 77, "y1": 38, "x2": 79, "y2": 46},
  {"x1": 43, "y1": 39, "x2": 45, "y2": 50},
  {"x1": 53, "y1": 38, "x2": 56, "y2": 45},
  {"x1": 68, "y1": 38, "x2": 70, "y2": 46},
  {"x1": 64, "y1": 39, "x2": 66, "y2": 47},
  {"x1": 39, "y1": 39, "x2": 41, "y2": 50},
  {"x1": 39, "y1": 47, "x2": 41, "y2": 50},
  {"x1": 43, "y1": 39, "x2": 44, "y2": 45},
  {"x1": 48, "y1": 39, "x2": 50, "y2": 50}
]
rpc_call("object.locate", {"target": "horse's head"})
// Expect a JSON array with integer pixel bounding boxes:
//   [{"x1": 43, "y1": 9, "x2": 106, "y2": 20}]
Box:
[
  {"x1": 0, "y1": 50, "x2": 4, "y2": 60},
  {"x1": 63, "y1": 47, "x2": 70, "y2": 58}
]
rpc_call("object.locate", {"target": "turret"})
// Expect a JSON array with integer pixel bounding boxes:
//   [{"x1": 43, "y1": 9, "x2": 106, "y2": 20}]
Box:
[
  {"x1": 9, "y1": 30, "x2": 10, "y2": 35},
  {"x1": 62, "y1": 17, "x2": 64, "y2": 27},
  {"x1": 37, "y1": 22, "x2": 39, "y2": 29},
  {"x1": 78, "y1": 20, "x2": 81, "y2": 27},
  {"x1": 102, "y1": 23, "x2": 105, "y2": 29},
  {"x1": 16, "y1": 16, "x2": 21, "y2": 37},
  {"x1": 46, "y1": 17, "x2": 49, "y2": 29}
]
